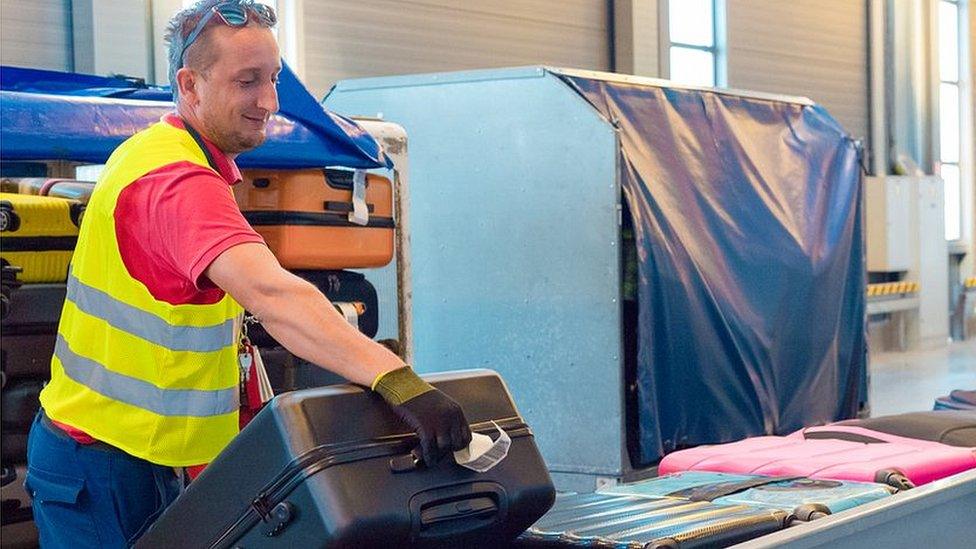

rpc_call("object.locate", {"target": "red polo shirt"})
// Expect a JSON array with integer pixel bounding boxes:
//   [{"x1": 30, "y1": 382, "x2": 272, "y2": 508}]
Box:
[{"x1": 54, "y1": 114, "x2": 264, "y2": 445}]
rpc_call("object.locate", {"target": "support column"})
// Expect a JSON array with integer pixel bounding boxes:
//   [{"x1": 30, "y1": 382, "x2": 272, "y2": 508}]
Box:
[
  {"x1": 72, "y1": 0, "x2": 153, "y2": 81},
  {"x1": 613, "y1": 0, "x2": 661, "y2": 77}
]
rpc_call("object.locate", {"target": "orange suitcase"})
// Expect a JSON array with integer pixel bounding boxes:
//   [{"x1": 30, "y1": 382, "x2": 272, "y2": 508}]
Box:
[{"x1": 235, "y1": 169, "x2": 395, "y2": 269}]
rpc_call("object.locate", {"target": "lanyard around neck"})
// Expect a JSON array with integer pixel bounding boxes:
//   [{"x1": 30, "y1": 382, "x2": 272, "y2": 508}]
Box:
[{"x1": 180, "y1": 117, "x2": 220, "y2": 173}]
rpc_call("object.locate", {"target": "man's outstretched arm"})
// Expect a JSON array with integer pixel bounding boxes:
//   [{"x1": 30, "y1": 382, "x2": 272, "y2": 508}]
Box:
[
  {"x1": 205, "y1": 242, "x2": 472, "y2": 464},
  {"x1": 207, "y1": 242, "x2": 399, "y2": 386}
]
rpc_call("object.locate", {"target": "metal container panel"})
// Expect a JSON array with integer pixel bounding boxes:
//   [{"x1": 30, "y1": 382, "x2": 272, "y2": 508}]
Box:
[{"x1": 325, "y1": 67, "x2": 624, "y2": 477}]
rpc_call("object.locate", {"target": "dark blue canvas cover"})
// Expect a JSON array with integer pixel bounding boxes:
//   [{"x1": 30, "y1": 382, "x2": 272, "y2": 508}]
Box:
[
  {"x1": 0, "y1": 64, "x2": 391, "y2": 169},
  {"x1": 559, "y1": 74, "x2": 866, "y2": 465}
]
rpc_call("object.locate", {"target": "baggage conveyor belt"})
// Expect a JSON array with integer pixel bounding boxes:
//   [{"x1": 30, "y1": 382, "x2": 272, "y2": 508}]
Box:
[
  {"x1": 733, "y1": 468, "x2": 976, "y2": 548},
  {"x1": 506, "y1": 468, "x2": 976, "y2": 549}
]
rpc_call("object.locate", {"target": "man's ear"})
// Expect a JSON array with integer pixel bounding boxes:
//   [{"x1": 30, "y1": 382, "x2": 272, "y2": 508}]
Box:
[{"x1": 176, "y1": 67, "x2": 199, "y2": 106}]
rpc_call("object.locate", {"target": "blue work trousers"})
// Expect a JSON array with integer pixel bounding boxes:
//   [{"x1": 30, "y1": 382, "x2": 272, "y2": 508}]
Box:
[{"x1": 25, "y1": 412, "x2": 181, "y2": 548}]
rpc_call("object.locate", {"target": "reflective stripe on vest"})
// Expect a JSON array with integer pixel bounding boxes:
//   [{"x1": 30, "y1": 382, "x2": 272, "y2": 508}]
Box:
[
  {"x1": 55, "y1": 335, "x2": 239, "y2": 417},
  {"x1": 66, "y1": 273, "x2": 235, "y2": 353}
]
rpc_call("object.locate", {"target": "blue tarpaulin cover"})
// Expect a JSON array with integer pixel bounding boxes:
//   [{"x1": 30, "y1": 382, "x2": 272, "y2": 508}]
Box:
[
  {"x1": 0, "y1": 64, "x2": 391, "y2": 169},
  {"x1": 560, "y1": 75, "x2": 866, "y2": 465}
]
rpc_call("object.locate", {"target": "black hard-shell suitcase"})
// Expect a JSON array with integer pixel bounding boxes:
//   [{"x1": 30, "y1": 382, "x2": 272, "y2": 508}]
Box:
[
  {"x1": 833, "y1": 410, "x2": 976, "y2": 447},
  {"x1": 248, "y1": 269, "x2": 380, "y2": 345},
  {"x1": 1, "y1": 334, "x2": 56, "y2": 379},
  {"x1": 0, "y1": 283, "x2": 65, "y2": 333},
  {"x1": 248, "y1": 271, "x2": 379, "y2": 394},
  {"x1": 247, "y1": 269, "x2": 381, "y2": 392},
  {"x1": 259, "y1": 346, "x2": 348, "y2": 394},
  {"x1": 137, "y1": 369, "x2": 555, "y2": 548}
]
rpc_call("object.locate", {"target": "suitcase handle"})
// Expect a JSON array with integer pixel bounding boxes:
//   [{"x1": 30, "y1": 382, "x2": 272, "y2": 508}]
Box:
[
  {"x1": 389, "y1": 420, "x2": 530, "y2": 473},
  {"x1": 322, "y1": 169, "x2": 367, "y2": 191},
  {"x1": 409, "y1": 482, "x2": 508, "y2": 541}
]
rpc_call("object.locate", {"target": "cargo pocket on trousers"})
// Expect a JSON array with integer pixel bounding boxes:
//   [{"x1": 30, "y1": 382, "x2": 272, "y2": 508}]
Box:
[{"x1": 26, "y1": 467, "x2": 101, "y2": 545}]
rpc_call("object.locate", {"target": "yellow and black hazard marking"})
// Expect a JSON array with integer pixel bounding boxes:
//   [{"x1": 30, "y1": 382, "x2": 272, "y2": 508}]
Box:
[{"x1": 867, "y1": 281, "x2": 919, "y2": 297}]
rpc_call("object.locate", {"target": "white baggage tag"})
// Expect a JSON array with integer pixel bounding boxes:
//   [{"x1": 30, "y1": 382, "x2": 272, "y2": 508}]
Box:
[
  {"x1": 453, "y1": 422, "x2": 511, "y2": 473},
  {"x1": 335, "y1": 302, "x2": 360, "y2": 326},
  {"x1": 348, "y1": 169, "x2": 369, "y2": 226}
]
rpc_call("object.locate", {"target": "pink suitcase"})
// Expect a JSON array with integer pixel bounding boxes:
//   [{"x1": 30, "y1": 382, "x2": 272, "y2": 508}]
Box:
[{"x1": 658, "y1": 425, "x2": 976, "y2": 488}]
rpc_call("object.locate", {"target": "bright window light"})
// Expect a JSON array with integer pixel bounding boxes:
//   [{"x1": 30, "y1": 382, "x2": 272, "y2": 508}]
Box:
[
  {"x1": 937, "y1": 0, "x2": 965, "y2": 242},
  {"x1": 940, "y1": 83, "x2": 960, "y2": 163},
  {"x1": 670, "y1": 47, "x2": 715, "y2": 87},
  {"x1": 667, "y1": 0, "x2": 722, "y2": 87},
  {"x1": 669, "y1": 0, "x2": 714, "y2": 47},
  {"x1": 942, "y1": 164, "x2": 961, "y2": 241},
  {"x1": 939, "y1": 1, "x2": 959, "y2": 81}
]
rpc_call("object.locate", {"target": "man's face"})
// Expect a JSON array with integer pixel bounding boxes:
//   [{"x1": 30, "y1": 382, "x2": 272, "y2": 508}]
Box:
[{"x1": 181, "y1": 24, "x2": 281, "y2": 154}]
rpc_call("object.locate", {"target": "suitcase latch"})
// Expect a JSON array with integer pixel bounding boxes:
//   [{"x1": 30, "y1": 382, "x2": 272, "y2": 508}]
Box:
[
  {"x1": 261, "y1": 501, "x2": 295, "y2": 537},
  {"x1": 390, "y1": 449, "x2": 423, "y2": 473}
]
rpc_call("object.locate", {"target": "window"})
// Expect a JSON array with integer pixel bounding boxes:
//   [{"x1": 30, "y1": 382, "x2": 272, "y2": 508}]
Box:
[
  {"x1": 939, "y1": 0, "x2": 965, "y2": 241},
  {"x1": 663, "y1": 0, "x2": 725, "y2": 87}
]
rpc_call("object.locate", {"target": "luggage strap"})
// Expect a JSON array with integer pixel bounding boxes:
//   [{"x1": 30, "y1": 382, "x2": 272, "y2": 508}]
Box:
[
  {"x1": 666, "y1": 476, "x2": 804, "y2": 502},
  {"x1": 0, "y1": 236, "x2": 78, "y2": 252},
  {"x1": 208, "y1": 417, "x2": 531, "y2": 549},
  {"x1": 242, "y1": 210, "x2": 395, "y2": 229}
]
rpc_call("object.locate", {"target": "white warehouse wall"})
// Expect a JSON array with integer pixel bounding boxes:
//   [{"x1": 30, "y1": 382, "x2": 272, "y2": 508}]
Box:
[
  {"x1": 299, "y1": 0, "x2": 611, "y2": 98},
  {"x1": 725, "y1": 0, "x2": 869, "y2": 142},
  {"x1": 0, "y1": 0, "x2": 74, "y2": 71}
]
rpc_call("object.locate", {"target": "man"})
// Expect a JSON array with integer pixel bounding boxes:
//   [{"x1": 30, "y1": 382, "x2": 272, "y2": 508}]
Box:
[{"x1": 25, "y1": 1, "x2": 471, "y2": 547}]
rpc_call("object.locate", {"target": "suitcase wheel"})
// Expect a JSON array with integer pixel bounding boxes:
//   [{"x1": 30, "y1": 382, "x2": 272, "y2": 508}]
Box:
[
  {"x1": 874, "y1": 468, "x2": 915, "y2": 491},
  {"x1": 789, "y1": 503, "x2": 831, "y2": 524},
  {"x1": 0, "y1": 201, "x2": 20, "y2": 232},
  {"x1": 69, "y1": 203, "x2": 86, "y2": 228}
]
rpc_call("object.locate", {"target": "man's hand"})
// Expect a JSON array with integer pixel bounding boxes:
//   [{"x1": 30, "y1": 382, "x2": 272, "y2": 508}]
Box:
[{"x1": 373, "y1": 366, "x2": 473, "y2": 466}]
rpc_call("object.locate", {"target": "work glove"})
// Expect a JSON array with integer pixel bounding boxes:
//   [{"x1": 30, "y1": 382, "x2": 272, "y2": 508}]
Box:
[{"x1": 373, "y1": 366, "x2": 473, "y2": 467}]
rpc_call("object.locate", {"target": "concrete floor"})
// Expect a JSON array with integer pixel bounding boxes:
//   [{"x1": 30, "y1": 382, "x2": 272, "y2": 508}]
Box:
[{"x1": 869, "y1": 339, "x2": 976, "y2": 417}]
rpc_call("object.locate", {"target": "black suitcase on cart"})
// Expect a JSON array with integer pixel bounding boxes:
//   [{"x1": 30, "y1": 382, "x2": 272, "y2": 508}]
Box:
[
  {"x1": 833, "y1": 409, "x2": 976, "y2": 447},
  {"x1": 136, "y1": 369, "x2": 555, "y2": 548}
]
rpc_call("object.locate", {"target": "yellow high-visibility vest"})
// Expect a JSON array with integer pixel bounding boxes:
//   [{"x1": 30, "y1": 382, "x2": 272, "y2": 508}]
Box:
[{"x1": 40, "y1": 120, "x2": 242, "y2": 466}]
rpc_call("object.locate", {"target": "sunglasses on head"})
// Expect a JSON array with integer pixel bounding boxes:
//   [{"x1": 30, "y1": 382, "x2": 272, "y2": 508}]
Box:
[{"x1": 179, "y1": 0, "x2": 277, "y2": 66}]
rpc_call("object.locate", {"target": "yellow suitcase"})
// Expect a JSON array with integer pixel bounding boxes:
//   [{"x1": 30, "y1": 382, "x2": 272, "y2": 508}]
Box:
[{"x1": 0, "y1": 192, "x2": 82, "y2": 283}]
